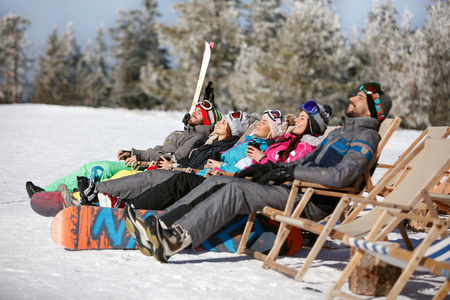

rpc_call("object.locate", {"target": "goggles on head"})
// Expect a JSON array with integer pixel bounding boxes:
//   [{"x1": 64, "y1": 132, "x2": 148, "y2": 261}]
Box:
[
  {"x1": 299, "y1": 100, "x2": 320, "y2": 116},
  {"x1": 263, "y1": 110, "x2": 282, "y2": 121},
  {"x1": 229, "y1": 111, "x2": 242, "y2": 120},
  {"x1": 359, "y1": 82, "x2": 385, "y2": 121},
  {"x1": 197, "y1": 100, "x2": 213, "y2": 111}
]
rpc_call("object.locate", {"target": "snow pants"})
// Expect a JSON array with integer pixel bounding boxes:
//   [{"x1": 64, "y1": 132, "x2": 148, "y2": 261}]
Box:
[
  {"x1": 97, "y1": 169, "x2": 180, "y2": 199},
  {"x1": 159, "y1": 176, "x2": 338, "y2": 247},
  {"x1": 44, "y1": 161, "x2": 134, "y2": 192},
  {"x1": 130, "y1": 172, "x2": 206, "y2": 210}
]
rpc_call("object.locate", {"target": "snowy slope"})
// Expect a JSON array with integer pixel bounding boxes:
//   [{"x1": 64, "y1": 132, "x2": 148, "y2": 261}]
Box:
[{"x1": 0, "y1": 104, "x2": 444, "y2": 299}]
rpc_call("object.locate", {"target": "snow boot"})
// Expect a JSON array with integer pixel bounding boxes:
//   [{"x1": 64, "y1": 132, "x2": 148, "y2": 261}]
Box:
[
  {"x1": 144, "y1": 215, "x2": 192, "y2": 263},
  {"x1": 122, "y1": 206, "x2": 153, "y2": 256},
  {"x1": 26, "y1": 181, "x2": 45, "y2": 198},
  {"x1": 58, "y1": 183, "x2": 79, "y2": 208},
  {"x1": 76, "y1": 176, "x2": 98, "y2": 205}
]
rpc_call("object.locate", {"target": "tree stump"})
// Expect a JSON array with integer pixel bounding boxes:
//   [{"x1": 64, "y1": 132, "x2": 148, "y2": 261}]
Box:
[{"x1": 349, "y1": 247, "x2": 402, "y2": 296}]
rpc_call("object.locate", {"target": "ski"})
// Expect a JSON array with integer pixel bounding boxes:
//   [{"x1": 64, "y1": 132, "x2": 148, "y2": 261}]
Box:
[{"x1": 189, "y1": 41, "x2": 214, "y2": 114}]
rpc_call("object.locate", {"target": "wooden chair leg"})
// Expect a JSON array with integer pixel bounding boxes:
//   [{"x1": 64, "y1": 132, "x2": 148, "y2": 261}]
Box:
[
  {"x1": 433, "y1": 280, "x2": 450, "y2": 300},
  {"x1": 237, "y1": 212, "x2": 256, "y2": 254}
]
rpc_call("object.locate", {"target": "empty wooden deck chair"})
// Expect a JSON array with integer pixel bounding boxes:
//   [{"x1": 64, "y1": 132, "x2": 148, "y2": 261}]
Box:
[
  {"x1": 249, "y1": 138, "x2": 450, "y2": 283},
  {"x1": 237, "y1": 117, "x2": 401, "y2": 257},
  {"x1": 376, "y1": 126, "x2": 450, "y2": 195},
  {"x1": 328, "y1": 211, "x2": 450, "y2": 300}
]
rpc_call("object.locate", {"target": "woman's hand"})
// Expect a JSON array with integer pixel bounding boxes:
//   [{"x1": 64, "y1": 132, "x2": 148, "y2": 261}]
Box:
[
  {"x1": 246, "y1": 146, "x2": 266, "y2": 162},
  {"x1": 157, "y1": 156, "x2": 172, "y2": 169},
  {"x1": 205, "y1": 159, "x2": 221, "y2": 169}
]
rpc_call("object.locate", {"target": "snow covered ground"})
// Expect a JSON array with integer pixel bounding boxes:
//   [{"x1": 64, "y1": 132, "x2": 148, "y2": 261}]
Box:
[{"x1": 0, "y1": 104, "x2": 445, "y2": 299}]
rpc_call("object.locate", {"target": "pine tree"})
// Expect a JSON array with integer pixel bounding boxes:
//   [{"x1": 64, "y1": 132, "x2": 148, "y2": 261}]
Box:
[
  {"x1": 85, "y1": 26, "x2": 109, "y2": 107},
  {"x1": 227, "y1": 0, "x2": 284, "y2": 111},
  {"x1": 59, "y1": 22, "x2": 81, "y2": 104},
  {"x1": 32, "y1": 27, "x2": 66, "y2": 104},
  {"x1": 108, "y1": 0, "x2": 168, "y2": 109},
  {"x1": 144, "y1": 0, "x2": 245, "y2": 111},
  {"x1": 253, "y1": 0, "x2": 347, "y2": 115},
  {"x1": 0, "y1": 13, "x2": 31, "y2": 103},
  {"x1": 419, "y1": 0, "x2": 449, "y2": 126}
]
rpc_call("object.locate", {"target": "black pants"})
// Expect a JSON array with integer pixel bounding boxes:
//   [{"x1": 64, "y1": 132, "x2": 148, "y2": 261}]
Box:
[{"x1": 130, "y1": 172, "x2": 219, "y2": 226}]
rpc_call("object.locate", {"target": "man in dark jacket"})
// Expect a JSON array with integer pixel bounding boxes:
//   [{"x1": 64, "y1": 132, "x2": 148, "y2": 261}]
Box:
[{"x1": 126, "y1": 82, "x2": 392, "y2": 263}]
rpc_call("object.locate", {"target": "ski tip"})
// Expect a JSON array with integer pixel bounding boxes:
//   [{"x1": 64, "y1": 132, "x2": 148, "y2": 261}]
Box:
[{"x1": 209, "y1": 42, "x2": 214, "y2": 49}]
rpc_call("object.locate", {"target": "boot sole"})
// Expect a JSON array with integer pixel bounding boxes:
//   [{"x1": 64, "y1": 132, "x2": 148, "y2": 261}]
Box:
[
  {"x1": 145, "y1": 216, "x2": 169, "y2": 263},
  {"x1": 123, "y1": 207, "x2": 153, "y2": 256}
]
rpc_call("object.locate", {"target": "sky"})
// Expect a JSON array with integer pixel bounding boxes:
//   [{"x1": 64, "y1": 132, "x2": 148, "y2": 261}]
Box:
[{"x1": 1, "y1": 0, "x2": 431, "y2": 49}]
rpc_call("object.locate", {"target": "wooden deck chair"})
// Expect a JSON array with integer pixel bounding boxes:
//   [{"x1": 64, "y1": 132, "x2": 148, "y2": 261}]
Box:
[
  {"x1": 237, "y1": 117, "x2": 401, "y2": 256},
  {"x1": 328, "y1": 211, "x2": 450, "y2": 300},
  {"x1": 376, "y1": 126, "x2": 450, "y2": 195},
  {"x1": 248, "y1": 138, "x2": 450, "y2": 283}
]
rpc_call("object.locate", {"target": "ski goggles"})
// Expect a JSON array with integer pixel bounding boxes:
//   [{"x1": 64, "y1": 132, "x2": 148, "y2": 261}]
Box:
[
  {"x1": 197, "y1": 100, "x2": 213, "y2": 111},
  {"x1": 263, "y1": 110, "x2": 283, "y2": 121},
  {"x1": 359, "y1": 82, "x2": 385, "y2": 121},
  {"x1": 263, "y1": 110, "x2": 283, "y2": 136},
  {"x1": 226, "y1": 111, "x2": 245, "y2": 136},
  {"x1": 89, "y1": 166, "x2": 104, "y2": 183},
  {"x1": 299, "y1": 100, "x2": 327, "y2": 134}
]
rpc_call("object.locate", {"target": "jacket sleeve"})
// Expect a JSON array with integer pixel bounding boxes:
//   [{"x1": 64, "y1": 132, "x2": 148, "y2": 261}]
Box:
[{"x1": 290, "y1": 131, "x2": 380, "y2": 188}]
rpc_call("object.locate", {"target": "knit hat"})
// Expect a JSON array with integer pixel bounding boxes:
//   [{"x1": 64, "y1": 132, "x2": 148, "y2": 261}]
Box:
[
  {"x1": 263, "y1": 110, "x2": 288, "y2": 138},
  {"x1": 299, "y1": 100, "x2": 332, "y2": 135},
  {"x1": 359, "y1": 82, "x2": 392, "y2": 122},
  {"x1": 197, "y1": 100, "x2": 222, "y2": 126},
  {"x1": 224, "y1": 111, "x2": 250, "y2": 136}
]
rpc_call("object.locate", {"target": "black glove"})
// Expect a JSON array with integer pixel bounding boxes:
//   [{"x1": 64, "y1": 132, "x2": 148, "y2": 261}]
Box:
[
  {"x1": 256, "y1": 165, "x2": 295, "y2": 185},
  {"x1": 204, "y1": 81, "x2": 214, "y2": 103},
  {"x1": 234, "y1": 161, "x2": 278, "y2": 181},
  {"x1": 182, "y1": 112, "x2": 190, "y2": 129}
]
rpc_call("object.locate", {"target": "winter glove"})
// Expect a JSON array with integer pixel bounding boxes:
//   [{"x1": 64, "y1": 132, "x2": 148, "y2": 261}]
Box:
[
  {"x1": 182, "y1": 112, "x2": 190, "y2": 130},
  {"x1": 234, "y1": 161, "x2": 279, "y2": 181},
  {"x1": 256, "y1": 165, "x2": 296, "y2": 185}
]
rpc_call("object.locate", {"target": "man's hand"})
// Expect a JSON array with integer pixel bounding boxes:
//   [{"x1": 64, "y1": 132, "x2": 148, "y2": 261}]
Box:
[
  {"x1": 117, "y1": 150, "x2": 131, "y2": 160},
  {"x1": 256, "y1": 165, "x2": 295, "y2": 185},
  {"x1": 124, "y1": 155, "x2": 138, "y2": 167}
]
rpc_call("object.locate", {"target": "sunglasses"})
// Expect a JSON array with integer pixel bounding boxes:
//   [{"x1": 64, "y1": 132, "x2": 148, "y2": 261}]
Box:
[
  {"x1": 197, "y1": 100, "x2": 213, "y2": 111},
  {"x1": 360, "y1": 82, "x2": 385, "y2": 121},
  {"x1": 263, "y1": 110, "x2": 282, "y2": 121}
]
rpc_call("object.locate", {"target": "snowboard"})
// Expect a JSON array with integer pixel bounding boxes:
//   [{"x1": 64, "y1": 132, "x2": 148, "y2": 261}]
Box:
[{"x1": 51, "y1": 206, "x2": 302, "y2": 256}]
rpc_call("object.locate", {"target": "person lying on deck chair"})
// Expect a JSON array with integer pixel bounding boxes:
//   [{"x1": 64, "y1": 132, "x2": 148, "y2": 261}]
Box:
[{"x1": 125, "y1": 82, "x2": 392, "y2": 263}]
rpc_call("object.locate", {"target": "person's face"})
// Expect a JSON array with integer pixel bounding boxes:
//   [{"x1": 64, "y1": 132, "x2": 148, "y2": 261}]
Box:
[
  {"x1": 345, "y1": 91, "x2": 371, "y2": 118},
  {"x1": 214, "y1": 119, "x2": 228, "y2": 136},
  {"x1": 292, "y1": 111, "x2": 309, "y2": 135},
  {"x1": 188, "y1": 107, "x2": 204, "y2": 126},
  {"x1": 254, "y1": 114, "x2": 272, "y2": 138}
]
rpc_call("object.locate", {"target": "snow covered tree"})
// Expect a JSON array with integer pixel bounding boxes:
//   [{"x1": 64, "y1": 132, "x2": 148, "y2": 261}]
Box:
[
  {"x1": 418, "y1": 0, "x2": 449, "y2": 126},
  {"x1": 144, "y1": 0, "x2": 245, "y2": 110},
  {"x1": 32, "y1": 27, "x2": 66, "y2": 104},
  {"x1": 252, "y1": 0, "x2": 347, "y2": 115},
  {"x1": 0, "y1": 13, "x2": 31, "y2": 103},
  {"x1": 108, "y1": 0, "x2": 168, "y2": 109},
  {"x1": 85, "y1": 26, "x2": 109, "y2": 107},
  {"x1": 33, "y1": 23, "x2": 82, "y2": 105},
  {"x1": 226, "y1": 0, "x2": 284, "y2": 111}
]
